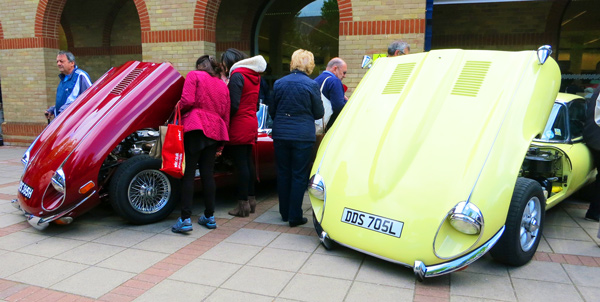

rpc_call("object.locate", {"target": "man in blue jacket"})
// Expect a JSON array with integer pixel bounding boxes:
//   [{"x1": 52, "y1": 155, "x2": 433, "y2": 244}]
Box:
[
  {"x1": 314, "y1": 57, "x2": 347, "y2": 132},
  {"x1": 45, "y1": 51, "x2": 92, "y2": 118}
]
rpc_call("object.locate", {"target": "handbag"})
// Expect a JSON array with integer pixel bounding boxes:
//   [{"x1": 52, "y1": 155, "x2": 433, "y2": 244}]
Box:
[
  {"x1": 149, "y1": 125, "x2": 167, "y2": 159},
  {"x1": 315, "y1": 77, "x2": 334, "y2": 135},
  {"x1": 160, "y1": 105, "x2": 186, "y2": 178}
]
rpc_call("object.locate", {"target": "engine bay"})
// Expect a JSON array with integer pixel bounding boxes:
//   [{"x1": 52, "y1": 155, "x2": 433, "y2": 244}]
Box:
[{"x1": 520, "y1": 147, "x2": 566, "y2": 198}]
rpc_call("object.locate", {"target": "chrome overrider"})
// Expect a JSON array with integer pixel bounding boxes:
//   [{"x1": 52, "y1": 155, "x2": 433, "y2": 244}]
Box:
[
  {"x1": 11, "y1": 190, "x2": 96, "y2": 230},
  {"x1": 414, "y1": 226, "x2": 505, "y2": 281}
]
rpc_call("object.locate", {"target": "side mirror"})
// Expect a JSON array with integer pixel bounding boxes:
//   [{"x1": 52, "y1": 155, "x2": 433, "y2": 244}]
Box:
[{"x1": 361, "y1": 55, "x2": 373, "y2": 69}]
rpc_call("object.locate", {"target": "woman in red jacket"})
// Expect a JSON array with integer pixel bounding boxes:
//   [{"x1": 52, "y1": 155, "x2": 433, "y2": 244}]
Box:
[
  {"x1": 221, "y1": 48, "x2": 267, "y2": 217},
  {"x1": 171, "y1": 55, "x2": 230, "y2": 233}
]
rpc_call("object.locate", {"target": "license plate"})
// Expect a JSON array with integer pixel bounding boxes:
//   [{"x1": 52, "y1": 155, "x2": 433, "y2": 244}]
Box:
[
  {"x1": 19, "y1": 181, "x2": 34, "y2": 199},
  {"x1": 341, "y1": 208, "x2": 403, "y2": 238}
]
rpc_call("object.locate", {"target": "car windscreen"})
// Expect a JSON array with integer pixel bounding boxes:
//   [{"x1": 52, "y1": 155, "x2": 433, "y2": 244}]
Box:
[{"x1": 539, "y1": 103, "x2": 567, "y2": 142}]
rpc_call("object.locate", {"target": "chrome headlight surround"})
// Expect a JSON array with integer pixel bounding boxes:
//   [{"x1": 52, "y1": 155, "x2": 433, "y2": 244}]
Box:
[
  {"x1": 447, "y1": 201, "x2": 483, "y2": 235},
  {"x1": 51, "y1": 168, "x2": 66, "y2": 194},
  {"x1": 308, "y1": 174, "x2": 325, "y2": 200},
  {"x1": 21, "y1": 150, "x2": 30, "y2": 166}
]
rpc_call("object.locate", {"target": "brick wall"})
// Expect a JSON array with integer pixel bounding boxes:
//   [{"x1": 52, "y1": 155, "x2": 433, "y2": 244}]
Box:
[
  {"x1": 142, "y1": 41, "x2": 215, "y2": 75},
  {"x1": 0, "y1": 0, "x2": 427, "y2": 145},
  {"x1": 338, "y1": 0, "x2": 426, "y2": 95}
]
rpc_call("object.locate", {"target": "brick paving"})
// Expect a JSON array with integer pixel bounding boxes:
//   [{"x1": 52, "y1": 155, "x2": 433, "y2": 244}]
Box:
[{"x1": 0, "y1": 146, "x2": 599, "y2": 301}]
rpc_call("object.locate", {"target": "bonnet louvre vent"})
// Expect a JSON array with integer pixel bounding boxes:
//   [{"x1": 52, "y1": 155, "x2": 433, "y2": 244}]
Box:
[
  {"x1": 110, "y1": 68, "x2": 143, "y2": 95},
  {"x1": 451, "y1": 61, "x2": 491, "y2": 97},
  {"x1": 382, "y1": 63, "x2": 416, "y2": 94}
]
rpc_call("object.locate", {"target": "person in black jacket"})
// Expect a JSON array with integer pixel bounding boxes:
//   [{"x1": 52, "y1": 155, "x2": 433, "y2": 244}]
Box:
[
  {"x1": 583, "y1": 86, "x2": 600, "y2": 222},
  {"x1": 269, "y1": 49, "x2": 324, "y2": 227}
]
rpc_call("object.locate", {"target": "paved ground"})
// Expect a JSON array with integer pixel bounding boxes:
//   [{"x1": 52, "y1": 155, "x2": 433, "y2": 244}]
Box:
[{"x1": 0, "y1": 145, "x2": 599, "y2": 302}]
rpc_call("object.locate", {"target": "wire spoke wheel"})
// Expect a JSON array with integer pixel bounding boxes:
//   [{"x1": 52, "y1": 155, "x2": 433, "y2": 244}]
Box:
[{"x1": 128, "y1": 169, "x2": 171, "y2": 214}]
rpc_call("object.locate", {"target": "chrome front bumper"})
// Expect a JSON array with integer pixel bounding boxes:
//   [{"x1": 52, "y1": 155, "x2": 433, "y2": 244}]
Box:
[
  {"x1": 11, "y1": 191, "x2": 95, "y2": 230},
  {"x1": 314, "y1": 215, "x2": 505, "y2": 281},
  {"x1": 413, "y1": 226, "x2": 505, "y2": 280}
]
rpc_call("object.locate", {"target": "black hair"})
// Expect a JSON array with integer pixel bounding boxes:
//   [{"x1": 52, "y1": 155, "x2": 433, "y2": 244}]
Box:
[{"x1": 220, "y1": 48, "x2": 248, "y2": 75}]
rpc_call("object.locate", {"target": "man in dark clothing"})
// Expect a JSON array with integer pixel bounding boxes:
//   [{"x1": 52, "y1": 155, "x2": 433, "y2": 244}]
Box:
[
  {"x1": 582, "y1": 86, "x2": 600, "y2": 222},
  {"x1": 314, "y1": 58, "x2": 347, "y2": 132}
]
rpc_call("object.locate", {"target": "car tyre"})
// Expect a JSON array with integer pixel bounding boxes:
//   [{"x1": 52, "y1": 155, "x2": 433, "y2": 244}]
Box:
[
  {"x1": 490, "y1": 177, "x2": 545, "y2": 266},
  {"x1": 109, "y1": 155, "x2": 179, "y2": 224}
]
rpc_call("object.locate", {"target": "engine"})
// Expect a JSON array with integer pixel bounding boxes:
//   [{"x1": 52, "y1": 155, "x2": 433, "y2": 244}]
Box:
[
  {"x1": 97, "y1": 129, "x2": 160, "y2": 195},
  {"x1": 520, "y1": 147, "x2": 565, "y2": 197}
]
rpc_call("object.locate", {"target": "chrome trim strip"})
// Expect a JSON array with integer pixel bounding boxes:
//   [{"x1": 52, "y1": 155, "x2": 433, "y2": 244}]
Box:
[{"x1": 416, "y1": 226, "x2": 505, "y2": 279}]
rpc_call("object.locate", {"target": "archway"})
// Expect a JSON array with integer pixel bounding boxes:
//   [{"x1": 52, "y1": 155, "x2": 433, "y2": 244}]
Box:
[{"x1": 35, "y1": 0, "x2": 143, "y2": 81}]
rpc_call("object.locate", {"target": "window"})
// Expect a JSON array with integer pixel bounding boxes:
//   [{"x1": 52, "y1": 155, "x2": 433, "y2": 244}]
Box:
[{"x1": 254, "y1": 0, "x2": 339, "y2": 85}]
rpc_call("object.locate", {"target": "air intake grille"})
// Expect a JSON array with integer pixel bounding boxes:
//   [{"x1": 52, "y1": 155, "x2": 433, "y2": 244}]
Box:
[
  {"x1": 382, "y1": 63, "x2": 416, "y2": 94},
  {"x1": 110, "y1": 68, "x2": 143, "y2": 95},
  {"x1": 451, "y1": 61, "x2": 491, "y2": 97}
]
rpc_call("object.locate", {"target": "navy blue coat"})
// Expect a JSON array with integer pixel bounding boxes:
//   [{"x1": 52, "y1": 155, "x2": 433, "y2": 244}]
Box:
[{"x1": 269, "y1": 70, "x2": 324, "y2": 142}]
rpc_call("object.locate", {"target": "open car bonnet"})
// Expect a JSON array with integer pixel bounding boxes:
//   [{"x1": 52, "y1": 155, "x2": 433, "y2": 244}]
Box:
[
  {"x1": 19, "y1": 61, "x2": 183, "y2": 215},
  {"x1": 312, "y1": 49, "x2": 561, "y2": 261}
]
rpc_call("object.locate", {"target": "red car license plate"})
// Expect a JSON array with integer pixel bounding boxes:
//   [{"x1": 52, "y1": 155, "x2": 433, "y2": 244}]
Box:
[
  {"x1": 19, "y1": 181, "x2": 33, "y2": 199},
  {"x1": 341, "y1": 208, "x2": 403, "y2": 238}
]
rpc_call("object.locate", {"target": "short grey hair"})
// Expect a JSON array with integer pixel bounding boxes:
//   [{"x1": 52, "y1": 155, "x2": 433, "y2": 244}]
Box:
[
  {"x1": 58, "y1": 50, "x2": 76, "y2": 64},
  {"x1": 387, "y1": 40, "x2": 410, "y2": 56},
  {"x1": 326, "y1": 57, "x2": 346, "y2": 69}
]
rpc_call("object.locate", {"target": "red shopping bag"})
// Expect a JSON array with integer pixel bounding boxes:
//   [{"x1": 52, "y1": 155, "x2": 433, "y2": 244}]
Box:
[{"x1": 160, "y1": 105, "x2": 185, "y2": 178}]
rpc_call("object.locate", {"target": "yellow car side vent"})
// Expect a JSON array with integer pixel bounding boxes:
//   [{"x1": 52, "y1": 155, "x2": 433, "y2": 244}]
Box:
[
  {"x1": 382, "y1": 63, "x2": 416, "y2": 95},
  {"x1": 451, "y1": 61, "x2": 492, "y2": 97}
]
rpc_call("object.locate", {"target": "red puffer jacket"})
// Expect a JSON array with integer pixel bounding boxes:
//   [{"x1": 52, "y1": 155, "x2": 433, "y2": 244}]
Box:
[{"x1": 227, "y1": 56, "x2": 267, "y2": 145}]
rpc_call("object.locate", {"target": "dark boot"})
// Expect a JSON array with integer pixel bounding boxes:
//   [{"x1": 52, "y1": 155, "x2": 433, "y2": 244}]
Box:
[
  {"x1": 249, "y1": 196, "x2": 257, "y2": 213},
  {"x1": 228, "y1": 200, "x2": 250, "y2": 217}
]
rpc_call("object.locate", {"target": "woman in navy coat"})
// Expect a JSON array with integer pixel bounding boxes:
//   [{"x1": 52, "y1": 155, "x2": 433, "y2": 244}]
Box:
[{"x1": 269, "y1": 49, "x2": 324, "y2": 226}]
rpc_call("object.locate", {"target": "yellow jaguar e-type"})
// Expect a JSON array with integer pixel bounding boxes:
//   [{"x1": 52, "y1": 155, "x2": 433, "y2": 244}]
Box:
[{"x1": 308, "y1": 46, "x2": 595, "y2": 280}]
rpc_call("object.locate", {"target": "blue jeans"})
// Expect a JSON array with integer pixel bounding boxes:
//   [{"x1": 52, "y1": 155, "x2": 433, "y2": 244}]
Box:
[{"x1": 274, "y1": 139, "x2": 314, "y2": 223}]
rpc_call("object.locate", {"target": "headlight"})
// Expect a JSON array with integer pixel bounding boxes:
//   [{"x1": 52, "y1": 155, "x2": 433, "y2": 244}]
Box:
[
  {"x1": 447, "y1": 201, "x2": 483, "y2": 235},
  {"x1": 51, "y1": 168, "x2": 66, "y2": 194},
  {"x1": 308, "y1": 174, "x2": 325, "y2": 200}
]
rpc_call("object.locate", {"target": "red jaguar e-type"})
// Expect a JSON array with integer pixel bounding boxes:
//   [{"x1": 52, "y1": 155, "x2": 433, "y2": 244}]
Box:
[{"x1": 13, "y1": 61, "x2": 275, "y2": 230}]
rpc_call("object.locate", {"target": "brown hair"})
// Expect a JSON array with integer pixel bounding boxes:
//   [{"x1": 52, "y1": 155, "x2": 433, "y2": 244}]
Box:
[{"x1": 196, "y1": 55, "x2": 222, "y2": 77}]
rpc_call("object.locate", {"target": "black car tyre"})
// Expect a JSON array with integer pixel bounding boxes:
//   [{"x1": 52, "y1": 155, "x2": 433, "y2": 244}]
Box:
[
  {"x1": 490, "y1": 177, "x2": 545, "y2": 266},
  {"x1": 109, "y1": 155, "x2": 179, "y2": 224}
]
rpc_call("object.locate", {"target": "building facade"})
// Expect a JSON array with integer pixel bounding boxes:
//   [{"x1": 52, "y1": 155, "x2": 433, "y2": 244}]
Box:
[{"x1": 0, "y1": 0, "x2": 598, "y2": 145}]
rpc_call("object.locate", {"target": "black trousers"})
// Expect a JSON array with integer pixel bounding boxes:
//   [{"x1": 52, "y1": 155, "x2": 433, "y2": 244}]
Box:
[
  {"x1": 226, "y1": 144, "x2": 256, "y2": 200},
  {"x1": 180, "y1": 130, "x2": 218, "y2": 219}
]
